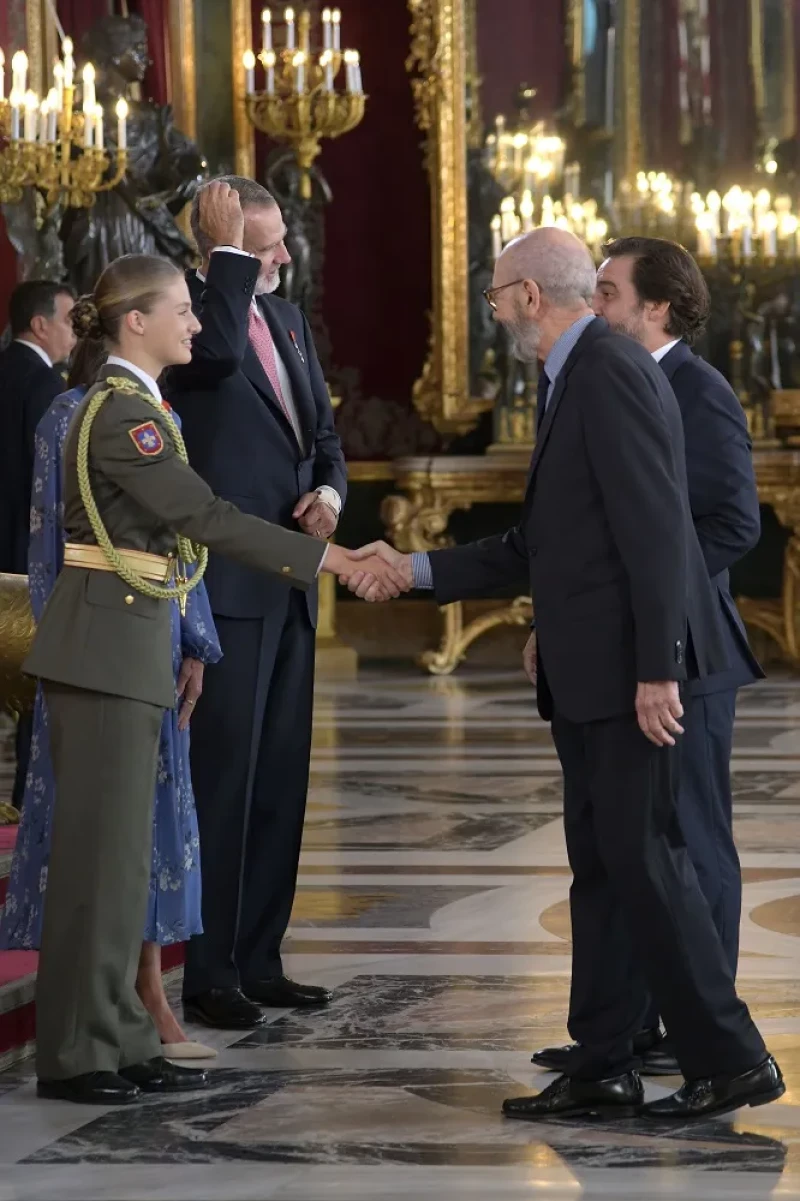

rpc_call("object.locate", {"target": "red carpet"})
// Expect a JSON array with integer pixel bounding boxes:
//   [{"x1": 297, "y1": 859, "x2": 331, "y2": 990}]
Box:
[{"x1": 0, "y1": 826, "x2": 184, "y2": 1067}]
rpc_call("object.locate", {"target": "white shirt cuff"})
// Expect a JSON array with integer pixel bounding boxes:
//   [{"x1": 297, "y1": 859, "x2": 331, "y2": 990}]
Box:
[
  {"x1": 315, "y1": 486, "x2": 342, "y2": 517},
  {"x1": 315, "y1": 543, "x2": 330, "y2": 577},
  {"x1": 210, "y1": 246, "x2": 258, "y2": 259},
  {"x1": 411, "y1": 552, "x2": 434, "y2": 590}
]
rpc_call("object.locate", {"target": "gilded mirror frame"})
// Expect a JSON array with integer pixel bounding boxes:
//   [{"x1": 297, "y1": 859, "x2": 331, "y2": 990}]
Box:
[
  {"x1": 405, "y1": 0, "x2": 644, "y2": 437},
  {"x1": 406, "y1": 0, "x2": 493, "y2": 436}
]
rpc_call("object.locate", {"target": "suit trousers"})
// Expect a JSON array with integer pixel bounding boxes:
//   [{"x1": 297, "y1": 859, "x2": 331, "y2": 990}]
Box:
[
  {"x1": 35, "y1": 684, "x2": 163, "y2": 1080},
  {"x1": 182, "y1": 591, "x2": 316, "y2": 998},
  {"x1": 636, "y1": 689, "x2": 741, "y2": 1035},
  {"x1": 552, "y1": 709, "x2": 765, "y2": 1082}
]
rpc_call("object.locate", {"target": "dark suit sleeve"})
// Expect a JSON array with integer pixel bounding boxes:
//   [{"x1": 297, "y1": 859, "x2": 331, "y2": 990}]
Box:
[
  {"x1": 675, "y1": 364, "x2": 760, "y2": 578},
  {"x1": 169, "y1": 251, "x2": 259, "y2": 385},
  {"x1": 302, "y1": 310, "x2": 347, "y2": 502},
  {"x1": 427, "y1": 526, "x2": 530, "y2": 603},
  {"x1": 90, "y1": 392, "x2": 325, "y2": 588},
  {"x1": 579, "y1": 354, "x2": 687, "y2": 681},
  {"x1": 24, "y1": 374, "x2": 65, "y2": 466}
]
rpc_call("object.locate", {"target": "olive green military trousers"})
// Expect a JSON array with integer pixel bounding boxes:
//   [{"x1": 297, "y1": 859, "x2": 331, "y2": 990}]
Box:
[{"x1": 35, "y1": 683, "x2": 164, "y2": 1080}]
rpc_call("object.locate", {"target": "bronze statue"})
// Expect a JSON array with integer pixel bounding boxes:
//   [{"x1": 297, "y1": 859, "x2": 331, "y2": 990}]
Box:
[
  {"x1": 265, "y1": 147, "x2": 332, "y2": 319},
  {"x1": 61, "y1": 14, "x2": 205, "y2": 295}
]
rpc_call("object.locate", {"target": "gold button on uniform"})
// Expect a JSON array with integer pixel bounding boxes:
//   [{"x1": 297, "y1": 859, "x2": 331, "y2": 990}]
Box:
[
  {"x1": 281, "y1": 566, "x2": 292, "y2": 575},
  {"x1": 125, "y1": 595, "x2": 135, "y2": 605}
]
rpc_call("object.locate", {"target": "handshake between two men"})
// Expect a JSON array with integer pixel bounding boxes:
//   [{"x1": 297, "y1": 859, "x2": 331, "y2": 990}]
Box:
[{"x1": 321, "y1": 541, "x2": 411, "y2": 602}]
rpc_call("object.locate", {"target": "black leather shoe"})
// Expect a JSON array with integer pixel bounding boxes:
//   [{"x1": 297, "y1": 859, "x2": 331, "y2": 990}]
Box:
[
  {"x1": 37, "y1": 1071, "x2": 140, "y2": 1105},
  {"x1": 183, "y1": 988, "x2": 268, "y2": 1029},
  {"x1": 641, "y1": 1039, "x2": 681, "y2": 1077},
  {"x1": 243, "y1": 976, "x2": 333, "y2": 1008},
  {"x1": 119, "y1": 1057, "x2": 209, "y2": 1093},
  {"x1": 643, "y1": 1056, "x2": 785, "y2": 1120},
  {"x1": 531, "y1": 1043, "x2": 574, "y2": 1073},
  {"x1": 532, "y1": 1028, "x2": 664, "y2": 1074},
  {"x1": 503, "y1": 1071, "x2": 644, "y2": 1120}
]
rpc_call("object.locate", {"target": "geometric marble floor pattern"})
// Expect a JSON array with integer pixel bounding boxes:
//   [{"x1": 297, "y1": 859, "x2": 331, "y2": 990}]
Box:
[{"x1": 4, "y1": 667, "x2": 800, "y2": 1198}]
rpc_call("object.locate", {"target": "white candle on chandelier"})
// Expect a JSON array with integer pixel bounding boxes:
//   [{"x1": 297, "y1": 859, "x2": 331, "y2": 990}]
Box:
[
  {"x1": 351, "y1": 51, "x2": 362, "y2": 93},
  {"x1": 12, "y1": 50, "x2": 28, "y2": 97},
  {"x1": 285, "y1": 8, "x2": 296, "y2": 50},
  {"x1": 38, "y1": 99, "x2": 49, "y2": 144},
  {"x1": 94, "y1": 102, "x2": 104, "y2": 150},
  {"x1": 261, "y1": 8, "x2": 272, "y2": 54},
  {"x1": 332, "y1": 9, "x2": 341, "y2": 51},
  {"x1": 243, "y1": 49, "x2": 256, "y2": 95},
  {"x1": 9, "y1": 88, "x2": 21, "y2": 139},
  {"x1": 82, "y1": 62, "x2": 96, "y2": 114},
  {"x1": 116, "y1": 96, "x2": 128, "y2": 149},
  {"x1": 293, "y1": 51, "x2": 305, "y2": 93},
  {"x1": 84, "y1": 105, "x2": 94, "y2": 148},
  {"x1": 53, "y1": 61, "x2": 64, "y2": 112},
  {"x1": 0, "y1": 49, "x2": 5, "y2": 102},
  {"x1": 491, "y1": 214, "x2": 502, "y2": 261},
  {"x1": 23, "y1": 89, "x2": 38, "y2": 142},
  {"x1": 519, "y1": 189, "x2": 535, "y2": 233},
  {"x1": 343, "y1": 50, "x2": 355, "y2": 92},
  {"x1": 322, "y1": 8, "x2": 333, "y2": 51},
  {"x1": 63, "y1": 37, "x2": 74, "y2": 88},
  {"x1": 320, "y1": 50, "x2": 334, "y2": 93},
  {"x1": 46, "y1": 89, "x2": 58, "y2": 141},
  {"x1": 264, "y1": 50, "x2": 276, "y2": 95}
]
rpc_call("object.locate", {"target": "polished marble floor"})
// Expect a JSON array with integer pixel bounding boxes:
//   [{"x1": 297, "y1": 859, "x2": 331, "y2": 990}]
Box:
[{"x1": 4, "y1": 667, "x2": 800, "y2": 1198}]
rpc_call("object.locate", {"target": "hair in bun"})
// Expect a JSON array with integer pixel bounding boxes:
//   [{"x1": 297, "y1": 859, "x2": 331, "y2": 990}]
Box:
[{"x1": 70, "y1": 294, "x2": 104, "y2": 341}]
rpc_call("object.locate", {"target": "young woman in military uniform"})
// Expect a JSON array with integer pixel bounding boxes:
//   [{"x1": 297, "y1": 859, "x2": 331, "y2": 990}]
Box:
[{"x1": 26, "y1": 218, "x2": 402, "y2": 1104}]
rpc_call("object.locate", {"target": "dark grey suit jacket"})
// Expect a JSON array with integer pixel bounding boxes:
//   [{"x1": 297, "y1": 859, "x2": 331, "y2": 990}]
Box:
[{"x1": 428, "y1": 319, "x2": 728, "y2": 724}]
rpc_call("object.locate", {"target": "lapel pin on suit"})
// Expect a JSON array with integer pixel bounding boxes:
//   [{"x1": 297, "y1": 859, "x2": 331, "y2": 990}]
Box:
[{"x1": 289, "y1": 329, "x2": 306, "y2": 365}]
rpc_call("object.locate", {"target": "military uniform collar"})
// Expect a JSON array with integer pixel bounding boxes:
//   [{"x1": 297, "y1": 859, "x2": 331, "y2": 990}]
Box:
[{"x1": 103, "y1": 356, "x2": 163, "y2": 403}]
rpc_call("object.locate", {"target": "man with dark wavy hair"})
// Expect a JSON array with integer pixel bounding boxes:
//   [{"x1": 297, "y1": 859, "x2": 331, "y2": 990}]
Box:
[{"x1": 532, "y1": 235, "x2": 763, "y2": 1078}]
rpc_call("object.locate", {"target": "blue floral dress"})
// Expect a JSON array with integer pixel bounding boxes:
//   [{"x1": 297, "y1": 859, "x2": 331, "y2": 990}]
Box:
[{"x1": 0, "y1": 387, "x2": 222, "y2": 948}]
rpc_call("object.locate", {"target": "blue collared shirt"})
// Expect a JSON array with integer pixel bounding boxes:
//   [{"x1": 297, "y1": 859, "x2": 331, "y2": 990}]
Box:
[
  {"x1": 540, "y1": 312, "x2": 596, "y2": 409},
  {"x1": 412, "y1": 314, "x2": 596, "y2": 589}
]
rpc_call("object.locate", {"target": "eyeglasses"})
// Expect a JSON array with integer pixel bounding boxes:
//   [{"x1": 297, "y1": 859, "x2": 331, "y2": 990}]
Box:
[{"x1": 482, "y1": 278, "x2": 530, "y2": 310}]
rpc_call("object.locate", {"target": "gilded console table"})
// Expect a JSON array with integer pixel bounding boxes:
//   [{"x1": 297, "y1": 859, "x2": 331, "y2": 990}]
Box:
[{"x1": 382, "y1": 449, "x2": 800, "y2": 676}]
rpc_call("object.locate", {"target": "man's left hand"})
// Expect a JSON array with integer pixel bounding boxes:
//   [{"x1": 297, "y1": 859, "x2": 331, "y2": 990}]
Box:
[
  {"x1": 294, "y1": 492, "x2": 338, "y2": 540},
  {"x1": 177, "y1": 657, "x2": 205, "y2": 732},
  {"x1": 636, "y1": 681, "x2": 684, "y2": 747}
]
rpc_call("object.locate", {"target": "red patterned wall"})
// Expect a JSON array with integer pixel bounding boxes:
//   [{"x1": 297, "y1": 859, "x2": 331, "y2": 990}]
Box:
[{"x1": 251, "y1": 0, "x2": 431, "y2": 406}]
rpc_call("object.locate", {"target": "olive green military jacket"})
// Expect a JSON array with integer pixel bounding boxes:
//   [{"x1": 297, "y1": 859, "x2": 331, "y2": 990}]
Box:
[{"x1": 24, "y1": 365, "x2": 326, "y2": 708}]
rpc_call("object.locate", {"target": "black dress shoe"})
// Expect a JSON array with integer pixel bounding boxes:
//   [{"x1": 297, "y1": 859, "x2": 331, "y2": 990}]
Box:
[
  {"x1": 243, "y1": 976, "x2": 333, "y2": 1008},
  {"x1": 532, "y1": 1028, "x2": 664, "y2": 1074},
  {"x1": 119, "y1": 1057, "x2": 209, "y2": 1093},
  {"x1": 531, "y1": 1043, "x2": 574, "y2": 1073},
  {"x1": 183, "y1": 988, "x2": 268, "y2": 1029},
  {"x1": 503, "y1": 1071, "x2": 644, "y2": 1120},
  {"x1": 37, "y1": 1071, "x2": 140, "y2": 1105},
  {"x1": 643, "y1": 1055, "x2": 785, "y2": 1120},
  {"x1": 641, "y1": 1039, "x2": 681, "y2": 1077}
]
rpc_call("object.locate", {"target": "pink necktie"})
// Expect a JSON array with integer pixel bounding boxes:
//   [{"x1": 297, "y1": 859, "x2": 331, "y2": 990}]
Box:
[{"x1": 248, "y1": 306, "x2": 292, "y2": 425}]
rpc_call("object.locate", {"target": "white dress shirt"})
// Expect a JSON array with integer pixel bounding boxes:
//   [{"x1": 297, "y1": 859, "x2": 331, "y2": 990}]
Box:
[
  {"x1": 15, "y1": 338, "x2": 53, "y2": 368},
  {"x1": 651, "y1": 338, "x2": 681, "y2": 364},
  {"x1": 198, "y1": 248, "x2": 341, "y2": 518}
]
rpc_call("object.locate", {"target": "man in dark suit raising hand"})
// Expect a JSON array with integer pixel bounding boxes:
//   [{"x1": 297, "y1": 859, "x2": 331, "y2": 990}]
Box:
[{"x1": 169, "y1": 178, "x2": 347, "y2": 1029}]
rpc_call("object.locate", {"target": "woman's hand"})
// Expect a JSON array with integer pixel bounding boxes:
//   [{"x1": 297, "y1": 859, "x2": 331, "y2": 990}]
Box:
[{"x1": 177, "y1": 657, "x2": 204, "y2": 731}]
